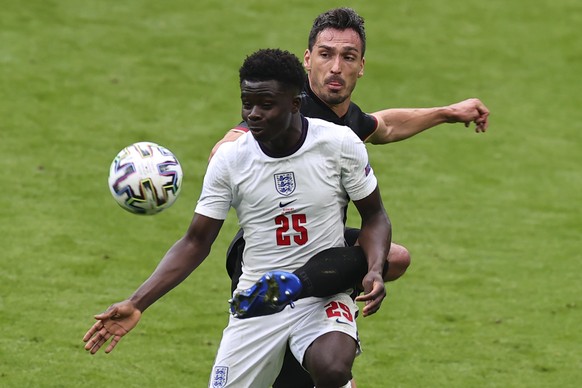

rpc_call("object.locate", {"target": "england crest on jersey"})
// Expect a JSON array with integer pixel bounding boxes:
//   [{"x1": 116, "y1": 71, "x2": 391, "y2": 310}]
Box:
[
  {"x1": 274, "y1": 172, "x2": 296, "y2": 196},
  {"x1": 211, "y1": 366, "x2": 228, "y2": 387}
]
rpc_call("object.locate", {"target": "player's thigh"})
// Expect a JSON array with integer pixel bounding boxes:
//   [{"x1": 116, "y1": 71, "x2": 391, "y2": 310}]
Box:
[
  {"x1": 272, "y1": 344, "x2": 314, "y2": 388},
  {"x1": 303, "y1": 330, "x2": 358, "y2": 377},
  {"x1": 210, "y1": 315, "x2": 289, "y2": 387},
  {"x1": 288, "y1": 294, "x2": 360, "y2": 366}
]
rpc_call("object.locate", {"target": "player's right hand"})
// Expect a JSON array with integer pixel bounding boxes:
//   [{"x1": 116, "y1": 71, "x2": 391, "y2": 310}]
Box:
[
  {"x1": 83, "y1": 300, "x2": 142, "y2": 354},
  {"x1": 446, "y1": 98, "x2": 490, "y2": 133}
]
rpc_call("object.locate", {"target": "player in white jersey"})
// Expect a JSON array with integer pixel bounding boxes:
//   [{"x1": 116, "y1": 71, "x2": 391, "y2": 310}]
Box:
[
  {"x1": 83, "y1": 48, "x2": 391, "y2": 388},
  {"x1": 199, "y1": 116, "x2": 376, "y2": 292}
]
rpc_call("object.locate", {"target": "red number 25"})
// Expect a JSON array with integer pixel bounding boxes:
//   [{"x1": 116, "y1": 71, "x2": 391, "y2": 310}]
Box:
[{"x1": 275, "y1": 214, "x2": 308, "y2": 246}]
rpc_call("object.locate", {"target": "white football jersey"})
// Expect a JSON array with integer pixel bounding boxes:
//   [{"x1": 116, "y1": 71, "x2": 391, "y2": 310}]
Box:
[{"x1": 195, "y1": 116, "x2": 377, "y2": 291}]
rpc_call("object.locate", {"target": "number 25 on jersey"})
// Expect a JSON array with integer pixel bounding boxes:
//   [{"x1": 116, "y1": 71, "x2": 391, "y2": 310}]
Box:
[{"x1": 275, "y1": 214, "x2": 308, "y2": 246}]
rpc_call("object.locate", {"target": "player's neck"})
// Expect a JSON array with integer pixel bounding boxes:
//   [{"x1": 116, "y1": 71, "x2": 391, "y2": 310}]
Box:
[
  {"x1": 259, "y1": 115, "x2": 305, "y2": 157},
  {"x1": 327, "y1": 100, "x2": 350, "y2": 118}
]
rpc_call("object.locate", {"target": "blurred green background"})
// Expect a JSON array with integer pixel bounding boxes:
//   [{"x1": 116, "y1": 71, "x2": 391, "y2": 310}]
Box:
[{"x1": 1, "y1": 0, "x2": 581, "y2": 386}]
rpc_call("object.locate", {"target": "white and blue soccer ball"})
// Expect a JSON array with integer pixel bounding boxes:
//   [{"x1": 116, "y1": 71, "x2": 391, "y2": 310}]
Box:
[{"x1": 108, "y1": 142, "x2": 183, "y2": 215}]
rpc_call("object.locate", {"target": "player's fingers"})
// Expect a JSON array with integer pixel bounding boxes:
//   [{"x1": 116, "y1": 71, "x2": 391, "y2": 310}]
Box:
[
  {"x1": 90, "y1": 335, "x2": 109, "y2": 354},
  {"x1": 105, "y1": 335, "x2": 122, "y2": 353},
  {"x1": 362, "y1": 298, "x2": 382, "y2": 316},
  {"x1": 355, "y1": 288, "x2": 381, "y2": 302},
  {"x1": 82, "y1": 331, "x2": 94, "y2": 343},
  {"x1": 101, "y1": 329, "x2": 112, "y2": 341},
  {"x1": 82, "y1": 321, "x2": 103, "y2": 342},
  {"x1": 480, "y1": 115, "x2": 490, "y2": 131},
  {"x1": 84, "y1": 335, "x2": 97, "y2": 350},
  {"x1": 355, "y1": 293, "x2": 371, "y2": 302},
  {"x1": 362, "y1": 306, "x2": 376, "y2": 316},
  {"x1": 476, "y1": 103, "x2": 490, "y2": 116},
  {"x1": 356, "y1": 286, "x2": 385, "y2": 303},
  {"x1": 94, "y1": 306, "x2": 118, "y2": 320},
  {"x1": 371, "y1": 281, "x2": 386, "y2": 298},
  {"x1": 475, "y1": 118, "x2": 488, "y2": 132},
  {"x1": 84, "y1": 333, "x2": 102, "y2": 352},
  {"x1": 84, "y1": 322, "x2": 117, "y2": 354}
]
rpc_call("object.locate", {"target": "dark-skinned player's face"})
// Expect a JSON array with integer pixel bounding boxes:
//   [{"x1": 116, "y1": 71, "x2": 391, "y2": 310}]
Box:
[{"x1": 240, "y1": 79, "x2": 300, "y2": 145}]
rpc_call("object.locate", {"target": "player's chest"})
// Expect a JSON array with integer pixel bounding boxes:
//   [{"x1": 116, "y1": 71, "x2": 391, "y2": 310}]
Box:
[{"x1": 232, "y1": 152, "x2": 342, "y2": 208}]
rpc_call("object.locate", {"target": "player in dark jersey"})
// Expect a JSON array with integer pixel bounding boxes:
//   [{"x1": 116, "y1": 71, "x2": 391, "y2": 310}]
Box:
[{"x1": 211, "y1": 7, "x2": 490, "y2": 388}]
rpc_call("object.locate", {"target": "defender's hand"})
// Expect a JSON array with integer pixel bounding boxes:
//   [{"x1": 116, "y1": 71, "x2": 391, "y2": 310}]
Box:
[{"x1": 446, "y1": 98, "x2": 490, "y2": 133}]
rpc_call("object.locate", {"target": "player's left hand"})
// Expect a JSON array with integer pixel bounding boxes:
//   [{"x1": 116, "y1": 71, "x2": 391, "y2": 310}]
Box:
[
  {"x1": 446, "y1": 98, "x2": 490, "y2": 133},
  {"x1": 355, "y1": 271, "x2": 386, "y2": 316}
]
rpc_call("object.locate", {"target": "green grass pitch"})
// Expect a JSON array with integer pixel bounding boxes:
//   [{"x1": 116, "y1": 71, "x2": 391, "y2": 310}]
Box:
[{"x1": 1, "y1": 0, "x2": 581, "y2": 386}]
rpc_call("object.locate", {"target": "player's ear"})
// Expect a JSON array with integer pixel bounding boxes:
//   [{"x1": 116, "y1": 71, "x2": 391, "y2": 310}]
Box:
[
  {"x1": 358, "y1": 57, "x2": 365, "y2": 78},
  {"x1": 292, "y1": 95, "x2": 301, "y2": 113},
  {"x1": 303, "y1": 49, "x2": 311, "y2": 71}
]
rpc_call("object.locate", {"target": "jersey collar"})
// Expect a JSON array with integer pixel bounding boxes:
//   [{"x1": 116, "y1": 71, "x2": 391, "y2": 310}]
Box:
[{"x1": 258, "y1": 115, "x2": 309, "y2": 158}]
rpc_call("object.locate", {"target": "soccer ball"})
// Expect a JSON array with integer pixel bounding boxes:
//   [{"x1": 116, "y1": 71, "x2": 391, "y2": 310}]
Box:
[{"x1": 108, "y1": 142, "x2": 183, "y2": 215}]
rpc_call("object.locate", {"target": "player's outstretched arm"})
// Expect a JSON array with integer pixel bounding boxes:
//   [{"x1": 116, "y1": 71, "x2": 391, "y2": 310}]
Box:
[
  {"x1": 366, "y1": 98, "x2": 490, "y2": 144},
  {"x1": 83, "y1": 214, "x2": 224, "y2": 354},
  {"x1": 352, "y1": 186, "x2": 392, "y2": 317}
]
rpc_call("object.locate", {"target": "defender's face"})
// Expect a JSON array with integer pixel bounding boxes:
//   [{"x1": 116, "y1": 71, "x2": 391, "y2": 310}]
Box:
[
  {"x1": 240, "y1": 80, "x2": 299, "y2": 144},
  {"x1": 304, "y1": 28, "x2": 365, "y2": 107}
]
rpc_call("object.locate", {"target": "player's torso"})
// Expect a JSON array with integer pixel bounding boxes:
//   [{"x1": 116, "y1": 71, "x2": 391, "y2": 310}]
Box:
[{"x1": 231, "y1": 120, "x2": 349, "y2": 289}]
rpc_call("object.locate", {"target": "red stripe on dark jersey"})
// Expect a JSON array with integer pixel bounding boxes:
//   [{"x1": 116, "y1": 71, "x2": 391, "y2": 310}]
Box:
[{"x1": 234, "y1": 125, "x2": 249, "y2": 132}]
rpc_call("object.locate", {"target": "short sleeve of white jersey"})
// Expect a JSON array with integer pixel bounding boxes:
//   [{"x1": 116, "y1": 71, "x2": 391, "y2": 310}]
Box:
[
  {"x1": 194, "y1": 143, "x2": 233, "y2": 220},
  {"x1": 340, "y1": 129, "x2": 377, "y2": 201}
]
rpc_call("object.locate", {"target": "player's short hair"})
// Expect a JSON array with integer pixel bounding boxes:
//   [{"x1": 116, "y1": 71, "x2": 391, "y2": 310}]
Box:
[
  {"x1": 308, "y1": 7, "x2": 366, "y2": 56},
  {"x1": 239, "y1": 48, "x2": 306, "y2": 94}
]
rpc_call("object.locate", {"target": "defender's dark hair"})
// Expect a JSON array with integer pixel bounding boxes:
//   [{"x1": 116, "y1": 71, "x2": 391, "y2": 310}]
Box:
[
  {"x1": 239, "y1": 48, "x2": 306, "y2": 93},
  {"x1": 308, "y1": 7, "x2": 366, "y2": 56}
]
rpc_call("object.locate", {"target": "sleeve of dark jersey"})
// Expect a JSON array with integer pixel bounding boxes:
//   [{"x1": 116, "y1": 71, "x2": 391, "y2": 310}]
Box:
[{"x1": 346, "y1": 102, "x2": 379, "y2": 141}]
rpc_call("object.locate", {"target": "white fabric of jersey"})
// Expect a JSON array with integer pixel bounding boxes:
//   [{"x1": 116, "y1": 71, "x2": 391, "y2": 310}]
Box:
[{"x1": 195, "y1": 117, "x2": 377, "y2": 292}]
